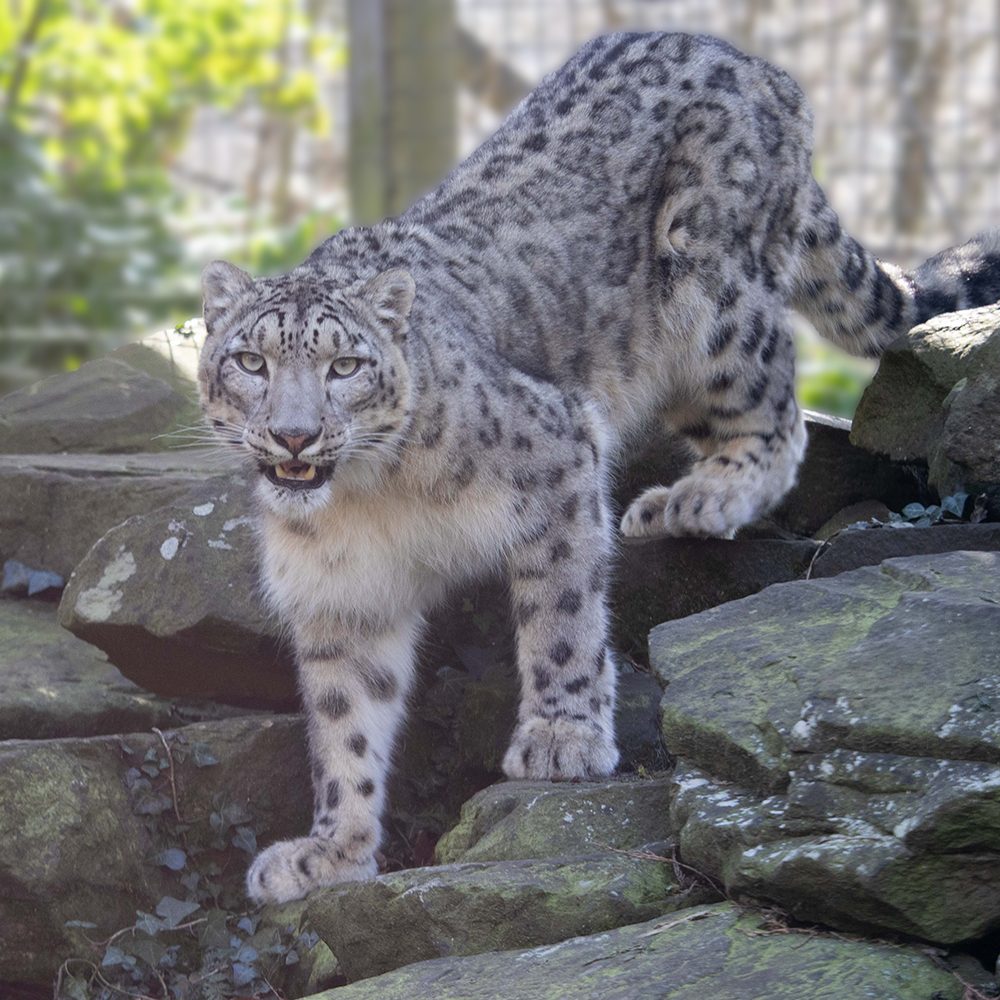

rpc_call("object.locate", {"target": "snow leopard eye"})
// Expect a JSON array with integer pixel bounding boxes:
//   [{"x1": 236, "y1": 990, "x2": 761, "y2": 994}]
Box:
[
  {"x1": 329, "y1": 357, "x2": 361, "y2": 379},
  {"x1": 237, "y1": 352, "x2": 266, "y2": 375}
]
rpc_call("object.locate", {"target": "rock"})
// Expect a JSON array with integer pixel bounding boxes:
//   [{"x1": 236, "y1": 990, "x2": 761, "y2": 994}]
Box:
[
  {"x1": 58, "y1": 486, "x2": 294, "y2": 707},
  {"x1": 0, "y1": 449, "x2": 242, "y2": 578},
  {"x1": 650, "y1": 550, "x2": 1000, "y2": 794},
  {"x1": 0, "y1": 597, "x2": 240, "y2": 739},
  {"x1": 809, "y1": 522, "x2": 1000, "y2": 577},
  {"x1": 0, "y1": 321, "x2": 205, "y2": 455},
  {"x1": 612, "y1": 536, "x2": 816, "y2": 663},
  {"x1": 307, "y1": 851, "x2": 708, "y2": 982},
  {"x1": 671, "y1": 757, "x2": 1000, "y2": 944},
  {"x1": 0, "y1": 358, "x2": 187, "y2": 454},
  {"x1": 813, "y1": 500, "x2": 894, "y2": 540},
  {"x1": 651, "y1": 550, "x2": 1000, "y2": 944},
  {"x1": 435, "y1": 776, "x2": 674, "y2": 864},
  {"x1": 614, "y1": 522, "x2": 1000, "y2": 665},
  {"x1": 852, "y1": 304, "x2": 1000, "y2": 513},
  {"x1": 771, "y1": 411, "x2": 923, "y2": 536},
  {"x1": 301, "y1": 902, "x2": 962, "y2": 1000},
  {"x1": 0, "y1": 714, "x2": 310, "y2": 985}
]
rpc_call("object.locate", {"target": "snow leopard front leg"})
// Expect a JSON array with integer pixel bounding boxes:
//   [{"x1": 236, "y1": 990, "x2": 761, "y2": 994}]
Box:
[
  {"x1": 246, "y1": 614, "x2": 419, "y2": 905},
  {"x1": 503, "y1": 445, "x2": 619, "y2": 780}
]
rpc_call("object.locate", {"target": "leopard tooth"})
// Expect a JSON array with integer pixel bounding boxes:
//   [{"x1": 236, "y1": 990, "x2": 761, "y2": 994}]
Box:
[{"x1": 274, "y1": 462, "x2": 317, "y2": 481}]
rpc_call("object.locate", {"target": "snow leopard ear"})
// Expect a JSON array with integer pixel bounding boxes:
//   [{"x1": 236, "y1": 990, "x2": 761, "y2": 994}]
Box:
[
  {"x1": 201, "y1": 260, "x2": 255, "y2": 327},
  {"x1": 362, "y1": 268, "x2": 416, "y2": 335}
]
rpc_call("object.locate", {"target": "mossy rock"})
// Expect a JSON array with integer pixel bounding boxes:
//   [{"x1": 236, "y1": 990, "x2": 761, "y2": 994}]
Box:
[
  {"x1": 307, "y1": 850, "x2": 712, "y2": 981},
  {"x1": 0, "y1": 715, "x2": 309, "y2": 985},
  {"x1": 671, "y1": 752, "x2": 1000, "y2": 944},
  {"x1": 300, "y1": 902, "x2": 962, "y2": 999},
  {"x1": 650, "y1": 551, "x2": 1000, "y2": 794},
  {"x1": 0, "y1": 597, "x2": 243, "y2": 739},
  {"x1": 435, "y1": 776, "x2": 674, "y2": 864}
]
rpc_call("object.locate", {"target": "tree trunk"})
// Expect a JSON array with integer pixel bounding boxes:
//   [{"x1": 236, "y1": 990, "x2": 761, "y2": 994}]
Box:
[{"x1": 348, "y1": 0, "x2": 458, "y2": 224}]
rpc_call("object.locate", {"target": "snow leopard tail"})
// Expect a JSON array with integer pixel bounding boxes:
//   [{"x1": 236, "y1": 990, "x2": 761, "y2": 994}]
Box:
[{"x1": 790, "y1": 178, "x2": 1000, "y2": 357}]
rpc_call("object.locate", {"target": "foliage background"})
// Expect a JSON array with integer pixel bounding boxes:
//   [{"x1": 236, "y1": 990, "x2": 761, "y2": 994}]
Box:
[
  {"x1": 1, "y1": 0, "x2": 997, "y2": 416},
  {"x1": 0, "y1": 0, "x2": 344, "y2": 391}
]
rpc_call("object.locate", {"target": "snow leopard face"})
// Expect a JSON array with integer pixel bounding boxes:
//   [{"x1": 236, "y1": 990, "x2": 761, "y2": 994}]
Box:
[{"x1": 198, "y1": 260, "x2": 416, "y2": 515}]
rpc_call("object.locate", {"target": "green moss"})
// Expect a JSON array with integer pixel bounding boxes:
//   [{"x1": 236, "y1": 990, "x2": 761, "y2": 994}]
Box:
[
  {"x1": 303, "y1": 903, "x2": 961, "y2": 1000},
  {"x1": 652, "y1": 554, "x2": 1000, "y2": 790},
  {"x1": 308, "y1": 853, "x2": 700, "y2": 983}
]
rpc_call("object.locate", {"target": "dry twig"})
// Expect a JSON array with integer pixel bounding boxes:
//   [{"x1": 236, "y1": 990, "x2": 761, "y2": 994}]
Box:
[{"x1": 152, "y1": 727, "x2": 185, "y2": 823}]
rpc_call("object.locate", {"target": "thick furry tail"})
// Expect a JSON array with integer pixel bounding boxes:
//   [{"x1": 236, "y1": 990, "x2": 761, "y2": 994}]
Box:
[{"x1": 790, "y1": 179, "x2": 1000, "y2": 357}]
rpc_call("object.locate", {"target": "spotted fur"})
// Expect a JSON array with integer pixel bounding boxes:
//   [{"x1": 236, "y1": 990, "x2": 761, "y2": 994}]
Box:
[{"x1": 198, "y1": 32, "x2": 1000, "y2": 905}]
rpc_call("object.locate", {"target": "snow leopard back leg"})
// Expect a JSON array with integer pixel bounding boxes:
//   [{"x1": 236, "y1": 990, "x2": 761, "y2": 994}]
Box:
[{"x1": 621, "y1": 292, "x2": 805, "y2": 539}]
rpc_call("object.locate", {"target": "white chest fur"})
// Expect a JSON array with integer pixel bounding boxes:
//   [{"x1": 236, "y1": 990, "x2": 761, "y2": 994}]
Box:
[{"x1": 259, "y1": 477, "x2": 522, "y2": 627}]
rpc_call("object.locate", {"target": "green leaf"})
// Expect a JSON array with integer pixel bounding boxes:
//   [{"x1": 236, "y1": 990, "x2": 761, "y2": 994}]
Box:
[
  {"x1": 232, "y1": 961, "x2": 257, "y2": 986},
  {"x1": 133, "y1": 790, "x2": 173, "y2": 816},
  {"x1": 134, "y1": 911, "x2": 166, "y2": 935},
  {"x1": 231, "y1": 825, "x2": 257, "y2": 856},
  {"x1": 233, "y1": 944, "x2": 258, "y2": 964},
  {"x1": 155, "y1": 895, "x2": 200, "y2": 929},
  {"x1": 197, "y1": 908, "x2": 232, "y2": 951},
  {"x1": 101, "y1": 945, "x2": 129, "y2": 967},
  {"x1": 154, "y1": 847, "x2": 187, "y2": 871},
  {"x1": 128, "y1": 935, "x2": 169, "y2": 970},
  {"x1": 941, "y1": 492, "x2": 969, "y2": 518},
  {"x1": 192, "y1": 742, "x2": 219, "y2": 767},
  {"x1": 59, "y1": 972, "x2": 91, "y2": 1000},
  {"x1": 901, "y1": 502, "x2": 926, "y2": 519}
]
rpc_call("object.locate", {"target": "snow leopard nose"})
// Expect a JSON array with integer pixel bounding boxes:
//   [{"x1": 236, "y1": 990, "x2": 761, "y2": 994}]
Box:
[{"x1": 269, "y1": 427, "x2": 320, "y2": 456}]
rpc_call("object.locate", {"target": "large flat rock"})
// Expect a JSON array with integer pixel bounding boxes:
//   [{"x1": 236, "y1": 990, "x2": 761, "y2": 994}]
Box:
[
  {"x1": 0, "y1": 449, "x2": 243, "y2": 578},
  {"x1": 302, "y1": 902, "x2": 961, "y2": 1000},
  {"x1": 653, "y1": 550, "x2": 1000, "y2": 944},
  {"x1": 0, "y1": 597, "x2": 239, "y2": 739},
  {"x1": 650, "y1": 550, "x2": 1000, "y2": 794},
  {"x1": 307, "y1": 851, "x2": 707, "y2": 982}
]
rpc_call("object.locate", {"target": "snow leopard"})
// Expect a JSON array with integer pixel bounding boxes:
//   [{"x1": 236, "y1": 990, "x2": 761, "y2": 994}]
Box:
[{"x1": 198, "y1": 31, "x2": 1000, "y2": 904}]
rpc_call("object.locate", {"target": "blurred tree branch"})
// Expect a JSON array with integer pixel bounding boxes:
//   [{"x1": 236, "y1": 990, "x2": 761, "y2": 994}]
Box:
[{"x1": 3, "y1": 0, "x2": 51, "y2": 120}]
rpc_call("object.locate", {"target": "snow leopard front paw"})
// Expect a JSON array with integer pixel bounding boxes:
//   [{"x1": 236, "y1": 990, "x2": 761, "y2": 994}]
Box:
[
  {"x1": 246, "y1": 835, "x2": 378, "y2": 905},
  {"x1": 502, "y1": 716, "x2": 619, "y2": 780},
  {"x1": 620, "y1": 476, "x2": 752, "y2": 539}
]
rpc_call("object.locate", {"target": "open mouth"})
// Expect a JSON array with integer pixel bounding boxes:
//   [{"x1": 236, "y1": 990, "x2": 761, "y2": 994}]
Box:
[{"x1": 263, "y1": 461, "x2": 330, "y2": 491}]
